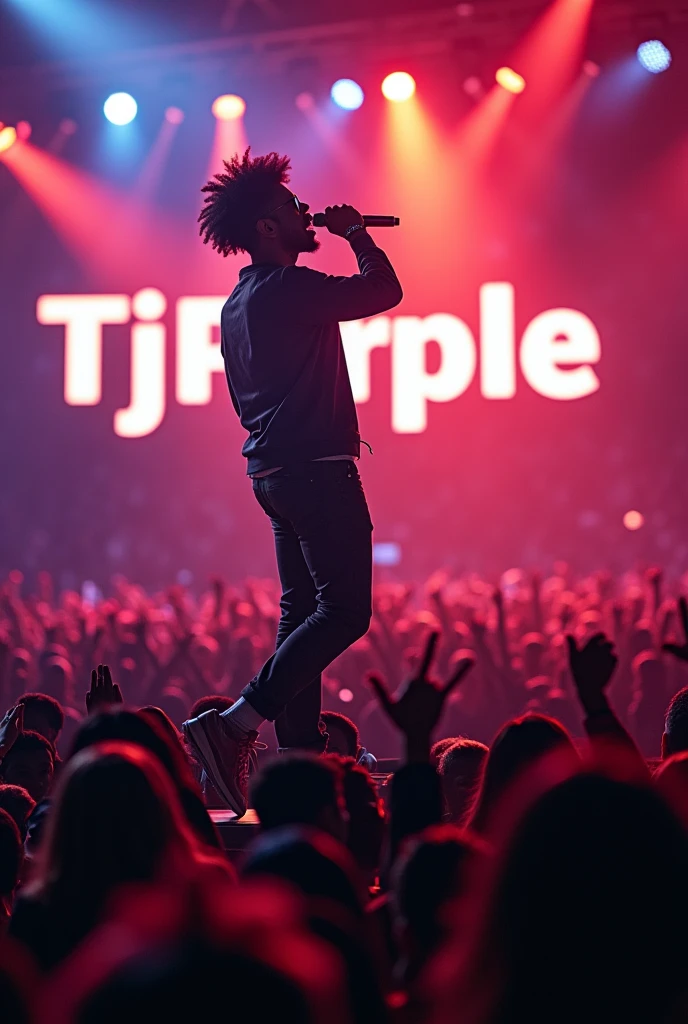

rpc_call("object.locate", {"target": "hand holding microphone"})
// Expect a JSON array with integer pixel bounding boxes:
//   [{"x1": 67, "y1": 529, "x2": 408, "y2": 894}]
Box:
[{"x1": 313, "y1": 206, "x2": 400, "y2": 238}]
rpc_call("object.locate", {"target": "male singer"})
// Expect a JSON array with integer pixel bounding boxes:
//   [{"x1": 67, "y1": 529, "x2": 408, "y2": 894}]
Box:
[{"x1": 182, "y1": 149, "x2": 402, "y2": 815}]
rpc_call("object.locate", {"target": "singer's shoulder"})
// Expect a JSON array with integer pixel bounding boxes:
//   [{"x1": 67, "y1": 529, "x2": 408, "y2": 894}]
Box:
[{"x1": 278, "y1": 264, "x2": 329, "y2": 284}]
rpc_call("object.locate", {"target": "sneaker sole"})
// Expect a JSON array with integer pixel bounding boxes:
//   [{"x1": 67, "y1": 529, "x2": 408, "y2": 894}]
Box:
[{"x1": 183, "y1": 719, "x2": 247, "y2": 818}]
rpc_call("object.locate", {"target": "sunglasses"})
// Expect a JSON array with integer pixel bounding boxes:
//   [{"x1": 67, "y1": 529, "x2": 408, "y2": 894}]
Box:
[{"x1": 262, "y1": 192, "x2": 301, "y2": 218}]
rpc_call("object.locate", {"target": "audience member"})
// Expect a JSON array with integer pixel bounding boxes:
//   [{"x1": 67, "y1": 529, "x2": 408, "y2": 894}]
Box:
[
  {"x1": 334, "y1": 757, "x2": 385, "y2": 885},
  {"x1": 251, "y1": 755, "x2": 348, "y2": 842},
  {"x1": 438, "y1": 739, "x2": 488, "y2": 825},
  {"x1": 0, "y1": 731, "x2": 55, "y2": 804},
  {"x1": 0, "y1": 786, "x2": 36, "y2": 842},
  {"x1": 436, "y1": 773, "x2": 688, "y2": 1024},
  {"x1": 16, "y1": 694, "x2": 64, "y2": 748},
  {"x1": 392, "y1": 825, "x2": 486, "y2": 989},
  {"x1": 0, "y1": 809, "x2": 23, "y2": 932},
  {"x1": 70, "y1": 706, "x2": 221, "y2": 851},
  {"x1": 9, "y1": 741, "x2": 231, "y2": 971},
  {"x1": 0, "y1": 569, "x2": 687, "y2": 1021},
  {"x1": 321, "y1": 711, "x2": 377, "y2": 770},
  {"x1": 468, "y1": 714, "x2": 577, "y2": 834}
]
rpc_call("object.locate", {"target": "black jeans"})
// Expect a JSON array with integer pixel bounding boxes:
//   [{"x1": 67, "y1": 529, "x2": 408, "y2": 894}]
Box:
[{"x1": 242, "y1": 460, "x2": 373, "y2": 751}]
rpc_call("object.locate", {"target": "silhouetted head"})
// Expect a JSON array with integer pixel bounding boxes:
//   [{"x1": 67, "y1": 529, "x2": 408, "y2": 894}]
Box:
[
  {"x1": 189, "y1": 695, "x2": 234, "y2": 719},
  {"x1": 198, "y1": 149, "x2": 318, "y2": 262},
  {"x1": 33, "y1": 742, "x2": 196, "y2": 923},
  {"x1": 0, "y1": 731, "x2": 55, "y2": 803},
  {"x1": 0, "y1": 807, "x2": 22, "y2": 897},
  {"x1": 470, "y1": 714, "x2": 576, "y2": 833},
  {"x1": 441, "y1": 773, "x2": 688, "y2": 1024},
  {"x1": 439, "y1": 739, "x2": 489, "y2": 826},
  {"x1": 138, "y1": 706, "x2": 182, "y2": 746},
  {"x1": 431, "y1": 737, "x2": 460, "y2": 769},
  {"x1": 0, "y1": 785, "x2": 36, "y2": 842},
  {"x1": 70, "y1": 710, "x2": 218, "y2": 850},
  {"x1": 18, "y1": 692, "x2": 65, "y2": 745},
  {"x1": 39, "y1": 656, "x2": 74, "y2": 704},
  {"x1": 78, "y1": 941, "x2": 318, "y2": 1024},
  {"x1": 243, "y1": 827, "x2": 364, "y2": 919},
  {"x1": 393, "y1": 825, "x2": 486, "y2": 985},
  {"x1": 332, "y1": 757, "x2": 384, "y2": 882},
  {"x1": 321, "y1": 711, "x2": 360, "y2": 758},
  {"x1": 663, "y1": 686, "x2": 688, "y2": 758},
  {"x1": 654, "y1": 751, "x2": 688, "y2": 829},
  {"x1": 251, "y1": 755, "x2": 348, "y2": 843}
]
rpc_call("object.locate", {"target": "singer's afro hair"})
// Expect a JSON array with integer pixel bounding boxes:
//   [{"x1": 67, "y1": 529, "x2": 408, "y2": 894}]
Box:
[{"x1": 198, "y1": 147, "x2": 292, "y2": 257}]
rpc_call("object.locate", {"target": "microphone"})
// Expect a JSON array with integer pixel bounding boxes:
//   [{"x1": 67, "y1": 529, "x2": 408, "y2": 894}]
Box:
[{"x1": 312, "y1": 214, "x2": 399, "y2": 228}]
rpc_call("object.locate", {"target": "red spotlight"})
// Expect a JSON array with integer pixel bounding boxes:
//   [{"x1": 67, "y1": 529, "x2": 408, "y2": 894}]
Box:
[
  {"x1": 582, "y1": 59, "x2": 600, "y2": 78},
  {"x1": 16, "y1": 121, "x2": 32, "y2": 141},
  {"x1": 212, "y1": 94, "x2": 246, "y2": 121},
  {"x1": 0, "y1": 126, "x2": 17, "y2": 154},
  {"x1": 165, "y1": 106, "x2": 184, "y2": 125},
  {"x1": 496, "y1": 67, "x2": 526, "y2": 94}
]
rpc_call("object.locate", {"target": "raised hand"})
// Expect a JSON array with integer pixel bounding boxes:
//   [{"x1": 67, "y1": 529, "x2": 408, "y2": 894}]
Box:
[
  {"x1": 86, "y1": 664, "x2": 123, "y2": 715},
  {"x1": 0, "y1": 704, "x2": 23, "y2": 759},
  {"x1": 566, "y1": 633, "x2": 618, "y2": 715},
  {"x1": 368, "y1": 631, "x2": 475, "y2": 761},
  {"x1": 663, "y1": 597, "x2": 688, "y2": 664}
]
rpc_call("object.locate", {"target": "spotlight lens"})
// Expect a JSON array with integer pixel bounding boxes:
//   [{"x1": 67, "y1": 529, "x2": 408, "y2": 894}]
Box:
[
  {"x1": 496, "y1": 67, "x2": 526, "y2": 94},
  {"x1": 212, "y1": 94, "x2": 246, "y2": 120},
  {"x1": 104, "y1": 92, "x2": 138, "y2": 126},
  {"x1": 338, "y1": 688, "x2": 354, "y2": 703},
  {"x1": 0, "y1": 126, "x2": 17, "y2": 153},
  {"x1": 165, "y1": 106, "x2": 185, "y2": 125},
  {"x1": 623, "y1": 510, "x2": 644, "y2": 531},
  {"x1": 331, "y1": 79, "x2": 364, "y2": 110},
  {"x1": 16, "y1": 121, "x2": 31, "y2": 141},
  {"x1": 637, "y1": 40, "x2": 672, "y2": 74},
  {"x1": 382, "y1": 71, "x2": 416, "y2": 102}
]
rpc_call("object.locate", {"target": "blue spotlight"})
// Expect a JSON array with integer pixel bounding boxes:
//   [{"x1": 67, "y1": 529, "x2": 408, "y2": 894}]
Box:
[
  {"x1": 103, "y1": 92, "x2": 138, "y2": 125},
  {"x1": 636, "y1": 40, "x2": 672, "y2": 74},
  {"x1": 330, "y1": 79, "x2": 364, "y2": 110}
]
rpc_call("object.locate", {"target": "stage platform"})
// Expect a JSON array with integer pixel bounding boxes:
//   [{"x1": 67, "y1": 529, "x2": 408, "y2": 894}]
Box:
[{"x1": 209, "y1": 808, "x2": 260, "y2": 856}]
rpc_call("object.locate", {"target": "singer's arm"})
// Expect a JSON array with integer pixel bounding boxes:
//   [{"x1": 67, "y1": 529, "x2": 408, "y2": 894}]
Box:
[{"x1": 276, "y1": 230, "x2": 403, "y2": 323}]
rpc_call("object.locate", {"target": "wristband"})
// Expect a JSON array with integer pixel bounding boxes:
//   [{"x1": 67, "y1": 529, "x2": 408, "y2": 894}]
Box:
[{"x1": 345, "y1": 223, "x2": 365, "y2": 239}]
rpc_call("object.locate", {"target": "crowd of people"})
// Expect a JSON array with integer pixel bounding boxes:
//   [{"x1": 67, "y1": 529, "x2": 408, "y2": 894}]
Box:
[{"x1": 1, "y1": 564, "x2": 688, "y2": 1022}]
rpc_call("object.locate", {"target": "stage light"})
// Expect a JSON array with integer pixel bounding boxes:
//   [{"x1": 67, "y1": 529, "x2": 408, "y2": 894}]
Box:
[
  {"x1": 16, "y1": 121, "x2": 32, "y2": 141},
  {"x1": 623, "y1": 510, "x2": 644, "y2": 531},
  {"x1": 104, "y1": 92, "x2": 138, "y2": 126},
  {"x1": 0, "y1": 126, "x2": 17, "y2": 154},
  {"x1": 212, "y1": 94, "x2": 246, "y2": 121},
  {"x1": 295, "y1": 91, "x2": 315, "y2": 112},
  {"x1": 496, "y1": 67, "x2": 526, "y2": 94},
  {"x1": 583, "y1": 60, "x2": 601, "y2": 78},
  {"x1": 463, "y1": 75, "x2": 484, "y2": 98},
  {"x1": 637, "y1": 40, "x2": 672, "y2": 74},
  {"x1": 165, "y1": 106, "x2": 184, "y2": 125},
  {"x1": 330, "y1": 79, "x2": 364, "y2": 110},
  {"x1": 338, "y1": 688, "x2": 354, "y2": 703},
  {"x1": 382, "y1": 72, "x2": 416, "y2": 102}
]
